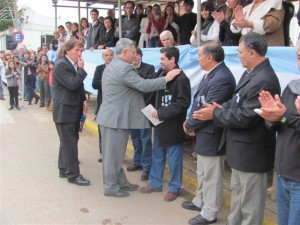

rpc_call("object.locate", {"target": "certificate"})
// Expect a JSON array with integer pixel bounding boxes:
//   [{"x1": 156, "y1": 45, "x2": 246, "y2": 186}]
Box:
[{"x1": 141, "y1": 104, "x2": 164, "y2": 126}]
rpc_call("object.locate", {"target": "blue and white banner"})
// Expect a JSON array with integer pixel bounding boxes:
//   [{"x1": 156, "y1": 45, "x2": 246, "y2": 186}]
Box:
[{"x1": 83, "y1": 45, "x2": 299, "y2": 97}]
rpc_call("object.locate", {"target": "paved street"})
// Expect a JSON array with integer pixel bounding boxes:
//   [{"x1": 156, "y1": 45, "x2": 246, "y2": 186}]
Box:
[{"x1": 0, "y1": 88, "x2": 229, "y2": 225}]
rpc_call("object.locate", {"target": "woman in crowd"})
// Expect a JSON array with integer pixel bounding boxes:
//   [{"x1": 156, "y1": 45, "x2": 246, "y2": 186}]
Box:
[
  {"x1": 79, "y1": 17, "x2": 90, "y2": 49},
  {"x1": 47, "y1": 61, "x2": 55, "y2": 111},
  {"x1": 97, "y1": 16, "x2": 117, "y2": 49},
  {"x1": 13, "y1": 55, "x2": 27, "y2": 99},
  {"x1": 71, "y1": 22, "x2": 80, "y2": 39},
  {"x1": 190, "y1": 1, "x2": 220, "y2": 46},
  {"x1": 160, "y1": 30, "x2": 176, "y2": 47},
  {"x1": 139, "y1": 5, "x2": 152, "y2": 48},
  {"x1": 135, "y1": 4, "x2": 144, "y2": 22},
  {"x1": 5, "y1": 60, "x2": 21, "y2": 110},
  {"x1": 212, "y1": 0, "x2": 248, "y2": 46},
  {"x1": 36, "y1": 54, "x2": 50, "y2": 108},
  {"x1": 146, "y1": 4, "x2": 165, "y2": 48},
  {"x1": 163, "y1": 4, "x2": 180, "y2": 44},
  {"x1": 230, "y1": 0, "x2": 285, "y2": 46}
]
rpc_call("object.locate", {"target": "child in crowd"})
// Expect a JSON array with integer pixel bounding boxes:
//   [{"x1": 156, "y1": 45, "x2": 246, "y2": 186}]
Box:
[{"x1": 5, "y1": 60, "x2": 21, "y2": 110}]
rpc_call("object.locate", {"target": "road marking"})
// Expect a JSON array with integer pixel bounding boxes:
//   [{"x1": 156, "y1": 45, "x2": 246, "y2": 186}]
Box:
[{"x1": 0, "y1": 101, "x2": 15, "y2": 124}]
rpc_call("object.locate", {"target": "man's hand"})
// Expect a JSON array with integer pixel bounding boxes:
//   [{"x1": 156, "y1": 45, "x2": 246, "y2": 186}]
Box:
[
  {"x1": 152, "y1": 110, "x2": 158, "y2": 119},
  {"x1": 183, "y1": 120, "x2": 195, "y2": 137},
  {"x1": 258, "y1": 91, "x2": 286, "y2": 122},
  {"x1": 193, "y1": 102, "x2": 221, "y2": 121},
  {"x1": 83, "y1": 100, "x2": 88, "y2": 115},
  {"x1": 77, "y1": 56, "x2": 84, "y2": 68},
  {"x1": 165, "y1": 69, "x2": 181, "y2": 82},
  {"x1": 295, "y1": 96, "x2": 300, "y2": 114}
]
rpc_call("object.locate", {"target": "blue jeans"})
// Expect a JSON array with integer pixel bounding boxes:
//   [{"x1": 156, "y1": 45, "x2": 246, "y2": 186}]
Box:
[
  {"x1": 276, "y1": 175, "x2": 300, "y2": 225},
  {"x1": 149, "y1": 128, "x2": 183, "y2": 193},
  {"x1": 129, "y1": 128, "x2": 152, "y2": 170}
]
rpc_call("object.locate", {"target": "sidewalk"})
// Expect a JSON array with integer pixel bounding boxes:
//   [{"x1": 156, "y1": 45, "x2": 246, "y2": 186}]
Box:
[{"x1": 84, "y1": 95, "x2": 278, "y2": 225}]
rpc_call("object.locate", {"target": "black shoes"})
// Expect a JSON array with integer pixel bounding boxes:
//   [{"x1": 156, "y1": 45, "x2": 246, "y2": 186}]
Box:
[
  {"x1": 127, "y1": 164, "x2": 143, "y2": 171},
  {"x1": 15, "y1": 106, "x2": 20, "y2": 110},
  {"x1": 121, "y1": 183, "x2": 139, "y2": 191},
  {"x1": 39, "y1": 104, "x2": 45, "y2": 107},
  {"x1": 8, "y1": 106, "x2": 13, "y2": 110},
  {"x1": 98, "y1": 158, "x2": 102, "y2": 163},
  {"x1": 141, "y1": 170, "x2": 150, "y2": 181},
  {"x1": 35, "y1": 96, "x2": 40, "y2": 104},
  {"x1": 188, "y1": 215, "x2": 217, "y2": 225},
  {"x1": 59, "y1": 170, "x2": 67, "y2": 178},
  {"x1": 104, "y1": 190, "x2": 130, "y2": 198},
  {"x1": 68, "y1": 175, "x2": 90, "y2": 186},
  {"x1": 182, "y1": 201, "x2": 202, "y2": 211}
]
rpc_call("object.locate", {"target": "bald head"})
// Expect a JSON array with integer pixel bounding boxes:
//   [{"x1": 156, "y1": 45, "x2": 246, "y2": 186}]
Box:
[{"x1": 102, "y1": 48, "x2": 114, "y2": 65}]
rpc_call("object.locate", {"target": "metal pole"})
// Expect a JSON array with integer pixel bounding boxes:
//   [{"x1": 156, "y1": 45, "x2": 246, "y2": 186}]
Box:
[
  {"x1": 54, "y1": 1, "x2": 57, "y2": 29},
  {"x1": 78, "y1": 0, "x2": 81, "y2": 24},
  {"x1": 118, "y1": 0, "x2": 122, "y2": 39},
  {"x1": 197, "y1": 0, "x2": 201, "y2": 46}
]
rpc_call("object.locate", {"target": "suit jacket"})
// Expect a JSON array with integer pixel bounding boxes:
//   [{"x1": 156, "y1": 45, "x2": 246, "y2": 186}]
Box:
[
  {"x1": 52, "y1": 56, "x2": 87, "y2": 124},
  {"x1": 96, "y1": 57, "x2": 166, "y2": 129},
  {"x1": 214, "y1": 59, "x2": 281, "y2": 173},
  {"x1": 153, "y1": 67, "x2": 191, "y2": 147},
  {"x1": 137, "y1": 62, "x2": 155, "y2": 105},
  {"x1": 86, "y1": 21, "x2": 103, "y2": 49},
  {"x1": 92, "y1": 64, "x2": 106, "y2": 115},
  {"x1": 185, "y1": 62, "x2": 236, "y2": 156}
]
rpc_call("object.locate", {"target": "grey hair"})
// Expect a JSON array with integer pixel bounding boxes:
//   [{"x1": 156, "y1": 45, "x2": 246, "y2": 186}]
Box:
[
  {"x1": 202, "y1": 41, "x2": 224, "y2": 63},
  {"x1": 240, "y1": 32, "x2": 268, "y2": 57},
  {"x1": 115, "y1": 38, "x2": 135, "y2": 55},
  {"x1": 160, "y1": 30, "x2": 174, "y2": 41}
]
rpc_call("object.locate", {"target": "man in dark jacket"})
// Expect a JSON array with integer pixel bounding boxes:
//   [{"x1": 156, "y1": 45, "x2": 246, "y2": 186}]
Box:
[
  {"x1": 126, "y1": 47, "x2": 155, "y2": 181},
  {"x1": 257, "y1": 47, "x2": 300, "y2": 225},
  {"x1": 193, "y1": 33, "x2": 281, "y2": 225},
  {"x1": 92, "y1": 48, "x2": 114, "y2": 163},
  {"x1": 86, "y1": 8, "x2": 103, "y2": 49},
  {"x1": 179, "y1": 0, "x2": 197, "y2": 45},
  {"x1": 182, "y1": 42, "x2": 236, "y2": 225},
  {"x1": 140, "y1": 47, "x2": 191, "y2": 202},
  {"x1": 53, "y1": 39, "x2": 90, "y2": 186}
]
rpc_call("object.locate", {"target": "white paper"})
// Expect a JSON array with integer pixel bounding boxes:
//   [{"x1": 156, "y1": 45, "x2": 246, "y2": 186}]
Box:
[{"x1": 141, "y1": 104, "x2": 164, "y2": 126}]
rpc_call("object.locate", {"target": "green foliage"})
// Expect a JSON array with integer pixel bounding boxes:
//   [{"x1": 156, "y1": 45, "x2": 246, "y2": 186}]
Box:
[{"x1": 0, "y1": 0, "x2": 15, "y2": 31}]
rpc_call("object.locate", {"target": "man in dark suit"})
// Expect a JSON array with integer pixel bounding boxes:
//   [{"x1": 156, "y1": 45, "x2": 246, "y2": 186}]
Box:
[
  {"x1": 92, "y1": 48, "x2": 114, "y2": 163},
  {"x1": 127, "y1": 47, "x2": 155, "y2": 181},
  {"x1": 182, "y1": 42, "x2": 236, "y2": 225},
  {"x1": 52, "y1": 39, "x2": 90, "y2": 186},
  {"x1": 193, "y1": 33, "x2": 281, "y2": 225}
]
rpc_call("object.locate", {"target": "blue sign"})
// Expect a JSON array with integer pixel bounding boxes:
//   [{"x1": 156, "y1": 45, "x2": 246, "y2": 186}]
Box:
[{"x1": 13, "y1": 32, "x2": 24, "y2": 43}]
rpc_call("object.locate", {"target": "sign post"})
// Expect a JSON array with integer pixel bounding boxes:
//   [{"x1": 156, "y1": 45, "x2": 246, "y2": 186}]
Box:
[{"x1": 13, "y1": 31, "x2": 24, "y2": 43}]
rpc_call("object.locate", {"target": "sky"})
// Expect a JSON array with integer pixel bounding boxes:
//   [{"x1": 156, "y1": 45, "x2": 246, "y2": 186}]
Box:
[{"x1": 17, "y1": 0, "x2": 114, "y2": 23}]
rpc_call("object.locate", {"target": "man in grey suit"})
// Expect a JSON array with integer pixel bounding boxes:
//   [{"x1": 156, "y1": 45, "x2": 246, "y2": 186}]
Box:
[
  {"x1": 182, "y1": 42, "x2": 236, "y2": 225},
  {"x1": 52, "y1": 39, "x2": 90, "y2": 186},
  {"x1": 193, "y1": 33, "x2": 281, "y2": 225},
  {"x1": 96, "y1": 38, "x2": 181, "y2": 198}
]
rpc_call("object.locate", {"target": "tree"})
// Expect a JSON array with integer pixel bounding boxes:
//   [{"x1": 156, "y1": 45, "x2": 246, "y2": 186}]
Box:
[{"x1": 0, "y1": 0, "x2": 15, "y2": 31}]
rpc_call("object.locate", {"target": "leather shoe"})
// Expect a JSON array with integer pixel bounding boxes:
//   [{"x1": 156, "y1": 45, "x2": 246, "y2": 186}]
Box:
[
  {"x1": 182, "y1": 201, "x2": 202, "y2": 211},
  {"x1": 35, "y1": 96, "x2": 40, "y2": 104},
  {"x1": 121, "y1": 183, "x2": 139, "y2": 191},
  {"x1": 188, "y1": 215, "x2": 217, "y2": 225},
  {"x1": 127, "y1": 164, "x2": 143, "y2": 172},
  {"x1": 164, "y1": 192, "x2": 178, "y2": 202},
  {"x1": 68, "y1": 175, "x2": 90, "y2": 186},
  {"x1": 141, "y1": 170, "x2": 149, "y2": 181},
  {"x1": 59, "y1": 171, "x2": 67, "y2": 178},
  {"x1": 104, "y1": 190, "x2": 129, "y2": 198},
  {"x1": 140, "y1": 186, "x2": 162, "y2": 193},
  {"x1": 98, "y1": 158, "x2": 102, "y2": 163}
]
